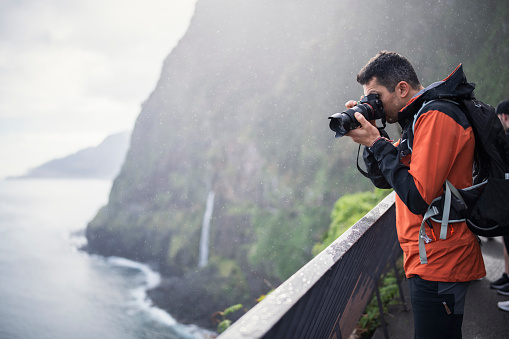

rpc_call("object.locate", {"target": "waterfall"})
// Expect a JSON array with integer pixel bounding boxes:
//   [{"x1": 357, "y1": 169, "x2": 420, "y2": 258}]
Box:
[{"x1": 198, "y1": 191, "x2": 215, "y2": 268}]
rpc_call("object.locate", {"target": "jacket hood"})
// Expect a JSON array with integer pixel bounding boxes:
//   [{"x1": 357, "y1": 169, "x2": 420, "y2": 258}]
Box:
[{"x1": 398, "y1": 64, "x2": 476, "y2": 125}]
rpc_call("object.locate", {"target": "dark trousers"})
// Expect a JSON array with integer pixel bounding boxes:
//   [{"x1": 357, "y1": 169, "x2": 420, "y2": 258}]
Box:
[{"x1": 408, "y1": 275, "x2": 470, "y2": 339}]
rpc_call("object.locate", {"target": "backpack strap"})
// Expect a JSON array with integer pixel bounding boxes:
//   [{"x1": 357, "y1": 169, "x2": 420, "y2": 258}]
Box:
[
  {"x1": 440, "y1": 182, "x2": 451, "y2": 240},
  {"x1": 419, "y1": 180, "x2": 467, "y2": 264},
  {"x1": 413, "y1": 99, "x2": 463, "y2": 264},
  {"x1": 419, "y1": 206, "x2": 439, "y2": 264},
  {"x1": 442, "y1": 180, "x2": 466, "y2": 233},
  {"x1": 408, "y1": 99, "x2": 459, "y2": 151}
]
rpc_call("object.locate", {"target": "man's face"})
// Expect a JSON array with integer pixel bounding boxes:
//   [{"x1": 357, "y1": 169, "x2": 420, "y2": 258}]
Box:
[
  {"x1": 498, "y1": 113, "x2": 509, "y2": 131},
  {"x1": 362, "y1": 77, "x2": 401, "y2": 124}
]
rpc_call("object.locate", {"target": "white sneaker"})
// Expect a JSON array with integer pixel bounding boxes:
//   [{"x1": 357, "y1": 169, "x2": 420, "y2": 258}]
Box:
[{"x1": 497, "y1": 300, "x2": 509, "y2": 312}]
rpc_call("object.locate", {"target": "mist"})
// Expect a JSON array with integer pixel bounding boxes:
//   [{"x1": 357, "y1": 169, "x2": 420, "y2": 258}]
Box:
[
  {"x1": 0, "y1": 0, "x2": 197, "y2": 178},
  {"x1": 1, "y1": 0, "x2": 508, "y2": 335},
  {"x1": 84, "y1": 0, "x2": 509, "y2": 330}
]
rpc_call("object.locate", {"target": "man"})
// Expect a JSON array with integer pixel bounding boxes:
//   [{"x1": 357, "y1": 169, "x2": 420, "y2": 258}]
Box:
[
  {"x1": 494, "y1": 99, "x2": 509, "y2": 311},
  {"x1": 497, "y1": 100, "x2": 509, "y2": 134},
  {"x1": 344, "y1": 51, "x2": 485, "y2": 338}
]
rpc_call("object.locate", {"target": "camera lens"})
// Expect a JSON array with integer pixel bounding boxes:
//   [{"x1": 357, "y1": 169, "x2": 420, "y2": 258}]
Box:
[
  {"x1": 329, "y1": 95, "x2": 385, "y2": 139},
  {"x1": 328, "y1": 104, "x2": 374, "y2": 137},
  {"x1": 329, "y1": 112, "x2": 354, "y2": 137}
]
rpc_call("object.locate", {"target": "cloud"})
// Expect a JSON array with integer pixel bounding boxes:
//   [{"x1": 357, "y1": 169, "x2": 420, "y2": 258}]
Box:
[{"x1": 0, "y1": 0, "x2": 197, "y2": 178}]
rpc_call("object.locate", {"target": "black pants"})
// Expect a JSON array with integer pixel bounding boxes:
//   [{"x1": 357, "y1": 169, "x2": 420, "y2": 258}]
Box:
[{"x1": 408, "y1": 275, "x2": 470, "y2": 339}]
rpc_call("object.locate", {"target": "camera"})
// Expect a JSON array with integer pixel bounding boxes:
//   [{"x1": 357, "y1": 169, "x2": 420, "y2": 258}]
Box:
[{"x1": 328, "y1": 94, "x2": 386, "y2": 138}]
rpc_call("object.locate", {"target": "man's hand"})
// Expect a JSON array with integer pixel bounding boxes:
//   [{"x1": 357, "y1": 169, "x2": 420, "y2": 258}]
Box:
[
  {"x1": 345, "y1": 100, "x2": 357, "y2": 109},
  {"x1": 345, "y1": 112, "x2": 381, "y2": 147}
]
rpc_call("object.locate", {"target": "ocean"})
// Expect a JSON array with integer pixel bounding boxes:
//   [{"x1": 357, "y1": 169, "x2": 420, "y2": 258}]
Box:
[{"x1": 0, "y1": 179, "x2": 214, "y2": 339}]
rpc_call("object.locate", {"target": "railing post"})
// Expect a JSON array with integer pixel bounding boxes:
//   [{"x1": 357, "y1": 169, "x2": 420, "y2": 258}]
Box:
[
  {"x1": 375, "y1": 283, "x2": 389, "y2": 339},
  {"x1": 392, "y1": 257, "x2": 408, "y2": 312}
]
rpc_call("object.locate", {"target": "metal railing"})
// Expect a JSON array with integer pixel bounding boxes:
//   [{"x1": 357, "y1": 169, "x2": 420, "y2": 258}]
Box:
[{"x1": 219, "y1": 192, "x2": 402, "y2": 339}]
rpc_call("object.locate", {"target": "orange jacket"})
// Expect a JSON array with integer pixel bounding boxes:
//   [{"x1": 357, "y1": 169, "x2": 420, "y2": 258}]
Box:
[{"x1": 365, "y1": 66, "x2": 485, "y2": 282}]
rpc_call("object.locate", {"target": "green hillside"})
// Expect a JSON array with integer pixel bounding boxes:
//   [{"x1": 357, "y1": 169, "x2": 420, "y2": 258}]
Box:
[{"x1": 85, "y1": 0, "x2": 509, "y2": 328}]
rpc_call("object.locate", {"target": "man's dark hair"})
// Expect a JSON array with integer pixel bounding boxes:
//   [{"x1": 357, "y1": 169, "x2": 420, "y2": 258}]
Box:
[
  {"x1": 357, "y1": 51, "x2": 421, "y2": 92},
  {"x1": 496, "y1": 99, "x2": 509, "y2": 115}
]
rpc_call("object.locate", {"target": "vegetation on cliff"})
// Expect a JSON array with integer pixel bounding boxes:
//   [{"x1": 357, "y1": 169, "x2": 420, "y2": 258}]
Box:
[
  {"x1": 85, "y1": 0, "x2": 509, "y2": 328},
  {"x1": 313, "y1": 188, "x2": 392, "y2": 256}
]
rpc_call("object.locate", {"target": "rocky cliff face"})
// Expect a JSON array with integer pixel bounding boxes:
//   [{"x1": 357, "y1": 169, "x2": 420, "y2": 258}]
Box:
[{"x1": 85, "y1": 0, "x2": 509, "y2": 329}]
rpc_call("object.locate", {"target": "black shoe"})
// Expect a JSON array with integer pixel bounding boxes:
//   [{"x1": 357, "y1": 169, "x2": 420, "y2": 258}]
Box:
[
  {"x1": 491, "y1": 273, "x2": 509, "y2": 289},
  {"x1": 498, "y1": 284, "x2": 509, "y2": 296}
]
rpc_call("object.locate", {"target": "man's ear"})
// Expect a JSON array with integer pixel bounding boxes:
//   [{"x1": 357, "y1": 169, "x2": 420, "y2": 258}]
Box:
[
  {"x1": 503, "y1": 114, "x2": 509, "y2": 126},
  {"x1": 396, "y1": 81, "x2": 410, "y2": 98}
]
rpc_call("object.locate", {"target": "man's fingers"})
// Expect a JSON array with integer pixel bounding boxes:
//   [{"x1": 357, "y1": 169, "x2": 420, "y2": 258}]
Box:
[
  {"x1": 354, "y1": 112, "x2": 369, "y2": 126},
  {"x1": 345, "y1": 100, "x2": 357, "y2": 109},
  {"x1": 355, "y1": 112, "x2": 377, "y2": 127}
]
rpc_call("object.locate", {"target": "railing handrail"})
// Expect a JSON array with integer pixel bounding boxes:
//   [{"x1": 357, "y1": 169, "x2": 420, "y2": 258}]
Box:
[{"x1": 219, "y1": 191, "x2": 398, "y2": 339}]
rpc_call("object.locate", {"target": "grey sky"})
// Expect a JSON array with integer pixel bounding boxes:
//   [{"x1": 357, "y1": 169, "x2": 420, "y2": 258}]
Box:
[{"x1": 0, "y1": 0, "x2": 197, "y2": 178}]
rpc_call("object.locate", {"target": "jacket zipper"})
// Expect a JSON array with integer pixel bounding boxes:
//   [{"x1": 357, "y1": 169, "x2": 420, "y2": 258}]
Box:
[{"x1": 442, "y1": 301, "x2": 452, "y2": 315}]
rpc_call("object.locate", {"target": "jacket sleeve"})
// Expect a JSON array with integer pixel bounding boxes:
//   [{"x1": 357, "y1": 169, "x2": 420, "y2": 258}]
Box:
[
  {"x1": 369, "y1": 108, "x2": 472, "y2": 215},
  {"x1": 363, "y1": 147, "x2": 392, "y2": 189},
  {"x1": 368, "y1": 138, "x2": 429, "y2": 214}
]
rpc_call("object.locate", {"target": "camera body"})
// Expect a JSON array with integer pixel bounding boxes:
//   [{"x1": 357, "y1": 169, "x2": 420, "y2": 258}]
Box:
[{"x1": 329, "y1": 94, "x2": 386, "y2": 138}]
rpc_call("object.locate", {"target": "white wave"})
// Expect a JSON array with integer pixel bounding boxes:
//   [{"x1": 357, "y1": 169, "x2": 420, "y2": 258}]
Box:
[
  {"x1": 88, "y1": 254, "x2": 215, "y2": 338},
  {"x1": 106, "y1": 256, "x2": 161, "y2": 289},
  {"x1": 105, "y1": 256, "x2": 180, "y2": 325},
  {"x1": 67, "y1": 231, "x2": 88, "y2": 254},
  {"x1": 145, "y1": 304, "x2": 178, "y2": 326}
]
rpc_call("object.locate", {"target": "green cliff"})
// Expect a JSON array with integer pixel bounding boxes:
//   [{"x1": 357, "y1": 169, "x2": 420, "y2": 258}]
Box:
[{"x1": 86, "y1": 0, "x2": 509, "y2": 328}]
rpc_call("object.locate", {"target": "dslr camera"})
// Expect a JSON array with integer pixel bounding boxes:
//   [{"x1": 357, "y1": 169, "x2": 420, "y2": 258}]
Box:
[{"x1": 329, "y1": 94, "x2": 386, "y2": 138}]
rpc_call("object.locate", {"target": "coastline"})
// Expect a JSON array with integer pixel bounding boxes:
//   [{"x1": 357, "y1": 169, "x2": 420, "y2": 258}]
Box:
[{"x1": 76, "y1": 234, "x2": 218, "y2": 338}]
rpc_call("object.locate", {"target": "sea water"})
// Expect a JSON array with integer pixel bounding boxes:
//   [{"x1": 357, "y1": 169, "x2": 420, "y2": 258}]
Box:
[{"x1": 0, "y1": 179, "x2": 214, "y2": 339}]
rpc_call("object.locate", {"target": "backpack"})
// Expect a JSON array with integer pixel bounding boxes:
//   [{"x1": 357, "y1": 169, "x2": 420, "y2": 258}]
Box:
[{"x1": 417, "y1": 97, "x2": 509, "y2": 264}]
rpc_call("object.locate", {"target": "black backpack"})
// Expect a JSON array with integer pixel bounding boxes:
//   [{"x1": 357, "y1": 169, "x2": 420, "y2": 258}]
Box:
[{"x1": 420, "y1": 97, "x2": 509, "y2": 238}]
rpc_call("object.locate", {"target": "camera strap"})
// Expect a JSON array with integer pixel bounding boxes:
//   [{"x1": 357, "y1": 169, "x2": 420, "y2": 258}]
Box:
[
  {"x1": 356, "y1": 127, "x2": 390, "y2": 179},
  {"x1": 356, "y1": 144, "x2": 370, "y2": 178}
]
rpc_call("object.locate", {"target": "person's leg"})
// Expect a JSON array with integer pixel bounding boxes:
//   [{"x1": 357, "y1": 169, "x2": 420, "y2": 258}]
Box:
[
  {"x1": 437, "y1": 281, "x2": 469, "y2": 337},
  {"x1": 495, "y1": 236, "x2": 509, "y2": 300},
  {"x1": 408, "y1": 276, "x2": 469, "y2": 339},
  {"x1": 492, "y1": 235, "x2": 509, "y2": 290},
  {"x1": 504, "y1": 235, "x2": 509, "y2": 274}
]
